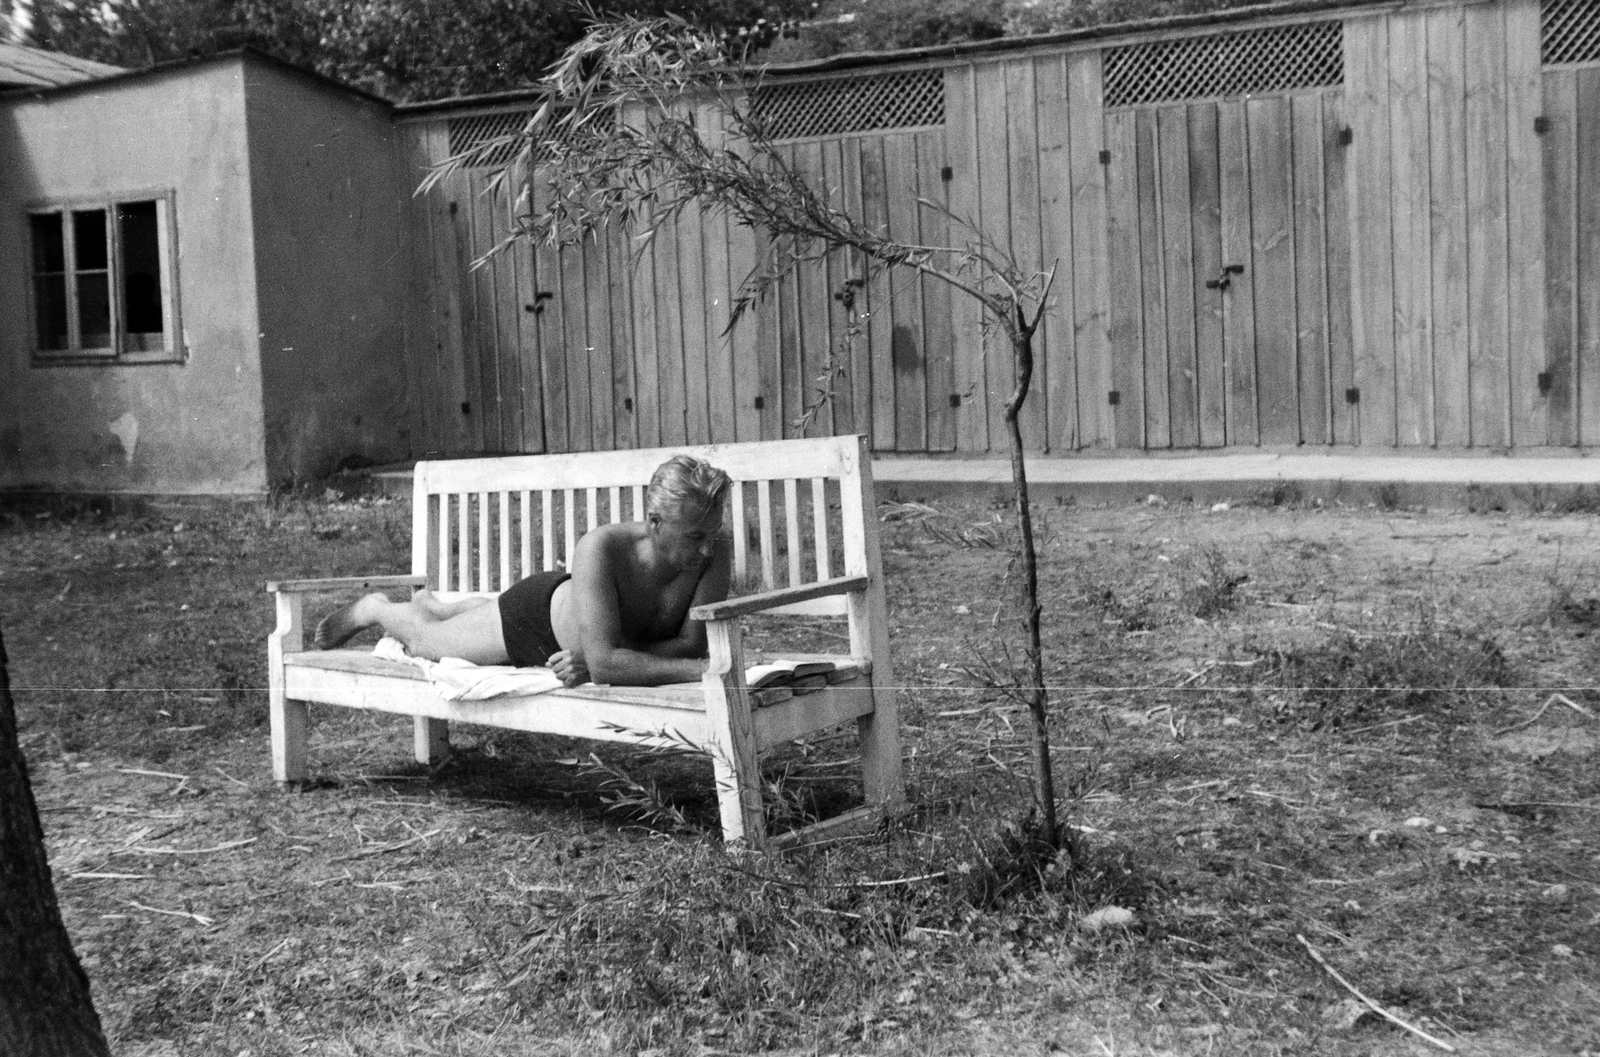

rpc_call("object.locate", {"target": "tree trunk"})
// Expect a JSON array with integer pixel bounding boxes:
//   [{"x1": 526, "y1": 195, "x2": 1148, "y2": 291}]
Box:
[
  {"x1": 1003, "y1": 329, "x2": 1059, "y2": 849},
  {"x1": 0, "y1": 624, "x2": 113, "y2": 1057}
]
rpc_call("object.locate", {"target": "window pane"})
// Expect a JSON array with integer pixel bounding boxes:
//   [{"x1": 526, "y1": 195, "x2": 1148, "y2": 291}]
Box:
[
  {"x1": 30, "y1": 213, "x2": 65, "y2": 273},
  {"x1": 118, "y1": 201, "x2": 165, "y2": 340},
  {"x1": 78, "y1": 272, "x2": 111, "y2": 349},
  {"x1": 34, "y1": 274, "x2": 68, "y2": 350},
  {"x1": 73, "y1": 209, "x2": 109, "y2": 271}
]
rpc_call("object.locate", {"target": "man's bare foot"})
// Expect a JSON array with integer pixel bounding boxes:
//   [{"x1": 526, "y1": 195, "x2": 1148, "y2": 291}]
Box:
[{"x1": 314, "y1": 595, "x2": 379, "y2": 650}]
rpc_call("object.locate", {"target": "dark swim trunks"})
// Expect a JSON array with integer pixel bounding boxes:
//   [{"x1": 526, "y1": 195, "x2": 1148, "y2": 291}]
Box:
[{"x1": 497, "y1": 570, "x2": 571, "y2": 668}]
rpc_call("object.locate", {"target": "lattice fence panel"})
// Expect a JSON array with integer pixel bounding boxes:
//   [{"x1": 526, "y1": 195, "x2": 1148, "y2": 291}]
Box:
[
  {"x1": 447, "y1": 110, "x2": 535, "y2": 168},
  {"x1": 446, "y1": 109, "x2": 617, "y2": 167},
  {"x1": 753, "y1": 68, "x2": 944, "y2": 140},
  {"x1": 1544, "y1": 0, "x2": 1600, "y2": 65},
  {"x1": 1104, "y1": 21, "x2": 1342, "y2": 108}
]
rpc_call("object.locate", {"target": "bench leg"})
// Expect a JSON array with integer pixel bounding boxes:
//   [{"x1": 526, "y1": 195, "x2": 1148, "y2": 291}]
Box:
[
  {"x1": 703, "y1": 621, "x2": 765, "y2": 847},
  {"x1": 271, "y1": 697, "x2": 309, "y2": 785},
  {"x1": 414, "y1": 717, "x2": 449, "y2": 765},
  {"x1": 857, "y1": 688, "x2": 905, "y2": 812}
]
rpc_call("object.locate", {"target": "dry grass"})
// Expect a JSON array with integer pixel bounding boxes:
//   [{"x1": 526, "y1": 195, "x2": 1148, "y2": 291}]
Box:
[{"x1": 3, "y1": 490, "x2": 1598, "y2": 1055}]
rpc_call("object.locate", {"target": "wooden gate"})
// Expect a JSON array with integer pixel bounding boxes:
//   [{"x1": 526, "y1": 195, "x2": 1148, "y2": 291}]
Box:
[{"x1": 1100, "y1": 19, "x2": 1352, "y2": 450}]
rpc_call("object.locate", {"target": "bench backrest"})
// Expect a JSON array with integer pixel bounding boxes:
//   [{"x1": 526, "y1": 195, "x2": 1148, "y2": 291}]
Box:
[{"x1": 410, "y1": 435, "x2": 880, "y2": 618}]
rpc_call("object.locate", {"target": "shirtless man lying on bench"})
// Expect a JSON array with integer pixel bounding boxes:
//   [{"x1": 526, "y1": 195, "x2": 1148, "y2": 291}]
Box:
[{"x1": 313, "y1": 456, "x2": 733, "y2": 688}]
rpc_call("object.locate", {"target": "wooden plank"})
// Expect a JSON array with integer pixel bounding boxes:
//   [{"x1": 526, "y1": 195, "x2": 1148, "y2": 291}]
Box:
[
  {"x1": 584, "y1": 230, "x2": 617, "y2": 452},
  {"x1": 1247, "y1": 96, "x2": 1299, "y2": 447},
  {"x1": 841, "y1": 138, "x2": 873, "y2": 441},
  {"x1": 606, "y1": 221, "x2": 637, "y2": 449},
  {"x1": 528, "y1": 170, "x2": 569, "y2": 453},
  {"x1": 679, "y1": 193, "x2": 712, "y2": 445},
  {"x1": 1036, "y1": 54, "x2": 1079, "y2": 452},
  {"x1": 1427, "y1": 5, "x2": 1469, "y2": 448},
  {"x1": 916, "y1": 130, "x2": 957, "y2": 451},
  {"x1": 1389, "y1": 11, "x2": 1434, "y2": 446},
  {"x1": 558, "y1": 232, "x2": 592, "y2": 451},
  {"x1": 728, "y1": 212, "x2": 763, "y2": 443},
  {"x1": 1103, "y1": 109, "x2": 1146, "y2": 449},
  {"x1": 654, "y1": 208, "x2": 688, "y2": 446},
  {"x1": 701, "y1": 103, "x2": 738, "y2": 446},
  {"x1": 1578, "y1": 68, "x2": 1600, "y2": 446},
  {"x1": 885, "y1": 133, "x2": 928, "y2": 451},
  {"x1": 858, "y1": 136, "x2": 896, "y2": 448},
  {"x1": 1323, "y1": 92, "x2": 1356, "y2": 446},
  {"x1": 1545, "y1": 71, "x2": 1577, "y2": 446},
  {"x1": 1346, "y1": 13, "x2": 1396, "y2": 446},
  {"x1": 775, "y1": 144, "x2": 804, "y2": 439},
  {"x1": 754, "y1": 220, "x2": 783, "y2": 441},
  {"x1": 1158, "y1": 107, "x2": 1196, "y2": 450},
  {"x1": 1505, "y1": 0, "x2": 1547, "y2": 447},
  {"x1": 792, "y1": 140, "x2": 834, "y2": 439},
  {"x1": 466, "y1": 170, "x2": 504, "y2": 450},
  {"x1": 401, "y1": 125, "x2": 442, "y2": 457},
  {"x1": 1291, "y1": 93, "x2": 1331, "y2": 446},
  {"x1": 1218, "y1": 100, "x2": 1259, "y2": 446},
  {"x1": 820, "y1": 137, "x2": 854, "y2": 438},
  {"x1": 628, "y1": 189, "x2": 662, "y2": 449},
  {"x1": 437, "y1": 173, "x2": 478, "y2": 453},
  {"x1": 1068, "y1": 50, "x2": 1112, "y2": 449},
  {"x1": 1158, "y1": 104, "x2": 1199, "y2": 448},
  {"x1": 1188, "y1": 103, "x2": 1226, "y2": 448},
  {"x1": 488, "y1": 174, "x2": 527, "y2": 451},
  {"x1": 507, "y1": 157, "x2": 546, "y2": 453},
  {"x1": 975, "y1": 61, "x2": 1014, "y2": 452},
  {"x1": 1135, "y1": 107, "x2": 1171, "y2": 448},
  {"x1": 945, "y1": 64, "x2": 989, "y2": 452},
  {"x1": 1004, "y1": 58, "x2": 1047, "y2": 451},
  {"x1": 1464, "y1": 2, "x2": 1510, "y2": 448}
]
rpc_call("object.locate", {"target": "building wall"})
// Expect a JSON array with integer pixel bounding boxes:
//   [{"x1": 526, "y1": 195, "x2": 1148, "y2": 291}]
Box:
[
  {"x1": 0, "y1": 62, "x2": 268, "y2": 493},
  {"x1": 243, "y1": 55, "x2": 410, "y2": 485}
]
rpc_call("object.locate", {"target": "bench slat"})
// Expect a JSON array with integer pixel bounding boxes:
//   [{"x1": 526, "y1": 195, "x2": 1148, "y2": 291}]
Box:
[
  {"x1": 812, "y1": 477, "x2": 830, "y2": 581},
  {"x1": 785, "y1": 478, "x2": 801, "y2": 587}
]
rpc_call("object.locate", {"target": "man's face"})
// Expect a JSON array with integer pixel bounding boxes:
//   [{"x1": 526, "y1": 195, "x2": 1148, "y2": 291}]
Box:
[{"x1": 651, "y1": 503, "x2": 723, "y2": 570}]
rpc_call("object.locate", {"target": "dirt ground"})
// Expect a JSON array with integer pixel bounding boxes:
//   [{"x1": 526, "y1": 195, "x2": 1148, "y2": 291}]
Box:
[{"x1": 3, "y1": 489, "x2": 1598, "y2": 1055}]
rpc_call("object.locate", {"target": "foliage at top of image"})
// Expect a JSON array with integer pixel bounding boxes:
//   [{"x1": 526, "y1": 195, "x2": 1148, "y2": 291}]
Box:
[
  {"x1": 25, "y1": 0, "x2": 1355, "y2": 102},
  {"x1": 26, "y1": 0, "x2": 815, "y2": 102}
]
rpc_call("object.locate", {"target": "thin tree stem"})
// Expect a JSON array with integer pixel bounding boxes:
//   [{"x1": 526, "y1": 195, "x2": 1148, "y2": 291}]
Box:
[{"x1": 1003, "y1": 333, "x2": 1058, "y2": 849}]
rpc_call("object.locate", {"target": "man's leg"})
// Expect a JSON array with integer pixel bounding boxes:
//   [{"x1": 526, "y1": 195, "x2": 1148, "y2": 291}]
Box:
[{"x1": 315, "y1": 593, "x2": 509, "y2": 663}]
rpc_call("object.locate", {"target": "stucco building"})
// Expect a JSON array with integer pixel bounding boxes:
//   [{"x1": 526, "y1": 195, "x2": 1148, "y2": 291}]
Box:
[{"x1": 0, "y1": 45, "x2": 409, "y2": 495}]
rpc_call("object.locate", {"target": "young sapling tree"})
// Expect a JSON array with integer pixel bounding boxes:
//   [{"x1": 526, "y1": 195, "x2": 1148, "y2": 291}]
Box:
[{"x1": 429, "y1": 15, "x2": 1066, "y2": 848}]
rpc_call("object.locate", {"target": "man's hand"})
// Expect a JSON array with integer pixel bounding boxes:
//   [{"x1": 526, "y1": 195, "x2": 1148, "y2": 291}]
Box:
[{"x1": 548, "y1": 648, "x2": 590, "y2": 688}]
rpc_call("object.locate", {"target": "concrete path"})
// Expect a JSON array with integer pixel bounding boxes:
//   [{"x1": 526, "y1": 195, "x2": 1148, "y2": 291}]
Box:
[{"x1": 356, "y1": 450, "x2": 1600, "y2": 509}]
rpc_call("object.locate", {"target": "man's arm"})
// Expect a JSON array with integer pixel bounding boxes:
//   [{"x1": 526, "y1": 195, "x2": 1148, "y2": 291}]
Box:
[
  {"x1": 567, "y1": 532, "x2": 728, "y2": 686},
  {"x1": 631, "y1": 538, "x2": 732, "y2": 660}
]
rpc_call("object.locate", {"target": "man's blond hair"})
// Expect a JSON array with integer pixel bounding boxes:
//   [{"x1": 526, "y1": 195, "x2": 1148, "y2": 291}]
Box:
[{"x1": 646, "y1": 455, "x2": 730, "y2": 522}]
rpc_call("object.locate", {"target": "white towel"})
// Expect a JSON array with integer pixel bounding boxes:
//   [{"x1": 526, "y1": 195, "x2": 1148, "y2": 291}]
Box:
[{"x1": 373, "y1": 636, "x2": 564, "y2": 701}]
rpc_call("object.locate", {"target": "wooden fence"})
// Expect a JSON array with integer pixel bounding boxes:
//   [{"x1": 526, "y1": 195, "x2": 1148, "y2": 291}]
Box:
[{"x1": 397, "y1": 0, "x2": 1600, "y2": 457}]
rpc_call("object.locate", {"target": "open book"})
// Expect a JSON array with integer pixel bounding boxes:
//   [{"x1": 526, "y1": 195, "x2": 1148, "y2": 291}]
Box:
[{"x1": 743, "y1": 657, "x2": 839, "y2": 691}]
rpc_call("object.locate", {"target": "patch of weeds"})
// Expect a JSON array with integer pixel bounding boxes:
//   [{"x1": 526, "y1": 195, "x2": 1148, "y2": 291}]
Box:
[
  {"x1": 1249, "y1": 482, "x2": 1304, "y2": 508},
  {"x1": 1255, "y1": 619, "x2": 1512, "y2": 729},
  {"x1": 1175, "y1": 546, "x2": 1248, "y2": 620},
  {"x1": 1555, "y1": 485, "x2": 1600, "y2": 514},
  {"x1": 1077, "y1": 569, "x2": 1162, "y2": 631}
]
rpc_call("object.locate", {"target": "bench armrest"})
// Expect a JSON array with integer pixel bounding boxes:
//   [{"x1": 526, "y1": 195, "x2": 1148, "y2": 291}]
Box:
[
  {"x1": 266, "y1": 575, "x2": 427, "y2": 594},
  {"x1": 691, "y1": 574, "x2": 869, "y2": 622}
]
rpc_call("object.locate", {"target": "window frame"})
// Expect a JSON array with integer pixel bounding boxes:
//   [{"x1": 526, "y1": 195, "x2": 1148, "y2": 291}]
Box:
[{"x1": 25, "y1": 188, "x2": 185, "y2": 366}]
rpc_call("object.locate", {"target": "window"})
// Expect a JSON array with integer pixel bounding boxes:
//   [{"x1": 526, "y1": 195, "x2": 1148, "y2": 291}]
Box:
[{"x1": 27, "y1": 192, "x2": 182, "y2": 364}]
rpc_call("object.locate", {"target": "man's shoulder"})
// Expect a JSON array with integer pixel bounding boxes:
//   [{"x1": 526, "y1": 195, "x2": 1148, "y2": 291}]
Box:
[{"x1": 577, "y1": 521, "x2": 645, "y2": 556}]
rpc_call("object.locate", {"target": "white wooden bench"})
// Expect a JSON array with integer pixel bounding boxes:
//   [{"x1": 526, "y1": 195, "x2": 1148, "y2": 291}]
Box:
[{"x1": 267, "y1": 435, "x2": 902, "y2": 847}]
